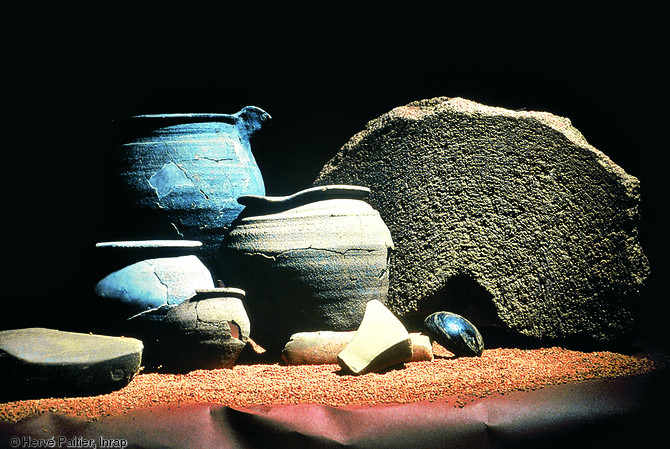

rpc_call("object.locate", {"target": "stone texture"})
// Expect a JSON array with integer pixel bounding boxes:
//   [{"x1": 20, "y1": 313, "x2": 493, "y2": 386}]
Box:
[
  {"x1": 0, "y1": 328, "x2": 143, "y2": 400},
  {"x1": 315, "y1": 97, "x2": 650, "y2": 344},
  {"x1": 283, "y1": 331, "x2": 432, "y2": 365},
  {"x1": 337, "y1": 300, "x2": 412, "y2": 374}
]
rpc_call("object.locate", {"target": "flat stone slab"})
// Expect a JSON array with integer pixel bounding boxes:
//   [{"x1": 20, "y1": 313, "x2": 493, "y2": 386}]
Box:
[
  {"x1": 337, "y1": 300, "x2": 412, "y2": 374},
  {"x1": 0, "y1": 328, "x2": 143, "y2": 400},
  {"x1": 283, "y1": 331, "x2": 432, "y2": 365},
  {"x1": 315, "y1": 97, "x2": 650, "y2": 344}
]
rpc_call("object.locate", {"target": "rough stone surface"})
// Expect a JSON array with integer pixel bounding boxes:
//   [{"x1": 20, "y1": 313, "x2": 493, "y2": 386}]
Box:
[
  {"x1": 315, "y1": 97, "x2": 650, "y2": 344},
  {"x1": 0, "y1": 328, "x2": 143, "y2": 400},
  {"x1": 282, "y1": 331, "x2": 432, "y2": 365},
  {"x1": 337, "y1": 300, "x2": 412, "y2": 375}
]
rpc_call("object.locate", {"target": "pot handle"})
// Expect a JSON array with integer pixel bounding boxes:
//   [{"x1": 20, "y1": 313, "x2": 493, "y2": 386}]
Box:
[{"x1": 235, "y1": 106, "x2": 271, "y2": 138}]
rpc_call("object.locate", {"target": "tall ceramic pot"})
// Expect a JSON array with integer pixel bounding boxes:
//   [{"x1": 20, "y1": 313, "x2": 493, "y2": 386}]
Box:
[
  {"x1": 111, "y1": 106, "x2": 270, "y2": 273},
  {"x1": 219, "y1": 185, "x2": 395, "y2": 353}
]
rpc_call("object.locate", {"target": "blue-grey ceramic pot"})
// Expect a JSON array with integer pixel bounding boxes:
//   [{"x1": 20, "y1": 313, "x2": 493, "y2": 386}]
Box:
[
  {"x1": 113, "y1": 106, "x2": 269, "y2": 271},
  {"x1": 424, "y1": 311, "x2": 484, "y2": 357},
  {"x1": 92, "y1": 240, "x2": 215, "y2": 330},
  {"x1": 219, "y1": 185, "x2": 395, "y2": 353}
]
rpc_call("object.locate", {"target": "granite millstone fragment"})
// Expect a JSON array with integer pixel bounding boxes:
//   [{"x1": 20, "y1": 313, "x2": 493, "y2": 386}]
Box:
[
  {"x1": 424, "y1": 311, "x2": 484, "y2": 357},
  {"x1": 283, "y1": 331, "x2": 432, "y2": 365},
  {"x1": 337, "y1": 300, "x2": 412, "y2": 375},
  {"x1": 0, "y1": 328, "x2": 143, "y2": 400},
  {"x1": 315, "y1": 97, "x2": 650, "y2": 344}
]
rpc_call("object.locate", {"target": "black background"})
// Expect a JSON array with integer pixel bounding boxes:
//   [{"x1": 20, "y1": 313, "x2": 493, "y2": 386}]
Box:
[{"x1": 4, "y1": 5, "x2": 667, "y2": 348}]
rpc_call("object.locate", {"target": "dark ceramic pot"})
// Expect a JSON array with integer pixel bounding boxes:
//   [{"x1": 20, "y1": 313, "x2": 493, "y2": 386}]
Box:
[
  {"x1": 219, "y1": 185, "x2": 395, "y2": 353},
  {"x1": 126, "y1": 287, "x2": 250, "y2": 371},
  {"x1": 112, "y1": 106, "x2": 270, "y2": 272}
]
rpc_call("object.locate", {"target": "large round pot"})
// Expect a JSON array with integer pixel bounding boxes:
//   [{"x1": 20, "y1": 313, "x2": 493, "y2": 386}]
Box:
[
  {"x1": 219, "y1": 185, "x2": 395, "y2": 353},
  {"x1": 111, "y1": 106, "x2": 270, "y2": 271}
]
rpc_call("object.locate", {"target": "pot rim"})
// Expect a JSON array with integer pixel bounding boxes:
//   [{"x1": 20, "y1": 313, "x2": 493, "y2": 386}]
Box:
[
  {"x1": 130, "y1": 112, "x2": 238, "y2": 119},
  {"x1": 96, "y1": 240, "x2": 203, "y2": 248},
  {"x1": 122, "y1": 106, "x2": 269, "y2": 124},
  {"x1": 117, "y1": 113, "x2": 241, "y2": 131},
  {"x1": 193, "y1": 287, "x2": 246, "y2": 299},
  {"x1": 237, "y1": 185, "x2": 371, "y2": 214}
]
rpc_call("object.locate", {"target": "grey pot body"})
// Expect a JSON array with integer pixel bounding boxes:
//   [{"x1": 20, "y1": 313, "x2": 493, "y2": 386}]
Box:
[
  {"x1": 219, "y1": 186, "x2": 394, "y2": 353},
  {"x1": 93, "y1": 241, "x2": 215, "y2": 315}
]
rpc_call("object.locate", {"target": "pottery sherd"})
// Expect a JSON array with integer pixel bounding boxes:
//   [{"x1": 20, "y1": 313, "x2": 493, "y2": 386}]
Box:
[{"x1": 337, "y1": 300, "x2": 412, "y2": 375}]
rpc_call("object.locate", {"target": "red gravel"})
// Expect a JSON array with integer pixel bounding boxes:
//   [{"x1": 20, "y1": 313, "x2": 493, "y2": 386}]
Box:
[{"x1": 0, "y1": 345, "x2": 662, "y2": 423}]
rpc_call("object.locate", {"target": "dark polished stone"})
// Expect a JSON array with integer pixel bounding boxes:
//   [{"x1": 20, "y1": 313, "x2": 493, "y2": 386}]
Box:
[{"x1": 424, "y1": 311, "x2": 484, "y2": 357}]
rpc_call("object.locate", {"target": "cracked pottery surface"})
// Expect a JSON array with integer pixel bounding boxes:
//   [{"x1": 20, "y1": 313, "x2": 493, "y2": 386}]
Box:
[
  {"x1": 112, "y1": 106, "x2": 270, "y2": 272},
  {"x1": 94, "y1": 255, "x2": 215, "y2": 313},
  {"x1": 93, "y1": 241, "x2": 215, "y2": 320},
  {"x1": 220, "y1": 185, "x2": 395, "y2": 353},
  {"x1": 124, "y1": 288, "x2": 249, "y2": 371}
]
